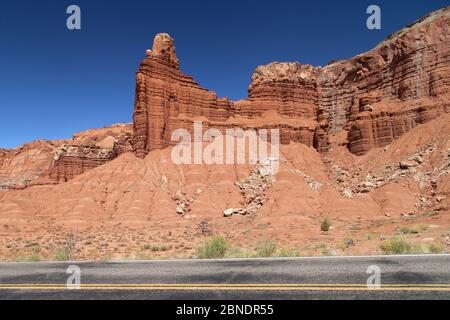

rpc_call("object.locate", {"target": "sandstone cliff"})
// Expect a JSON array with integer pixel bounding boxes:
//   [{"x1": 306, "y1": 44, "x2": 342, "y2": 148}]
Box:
[
  {"x1": 0, "y1": 124, "x2": 132, "y2": 189},
  {"x1": 133, "y1": 7, "x2": 450, "y2": 157},
  {"x1": 48, "y1": 124, "x2": 133, "y2": 183}
]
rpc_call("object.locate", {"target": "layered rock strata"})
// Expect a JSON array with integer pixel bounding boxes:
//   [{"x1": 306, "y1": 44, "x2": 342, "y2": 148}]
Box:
[
  {"x1": 48, "y1": 125, "x2": 133, "y2": 182},
  {"x1": 133, "y1": 8, "x2": 450, "y2": 157},
  {"x1": 0, "y1": 124, "x2": 132, "y2": 188}
]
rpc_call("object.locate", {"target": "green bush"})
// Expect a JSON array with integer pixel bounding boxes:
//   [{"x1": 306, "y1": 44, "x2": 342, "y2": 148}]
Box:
[
  {"x1": 256, "y1": 240, "x2": 277, "y2": 257},
  {"x1": 381, "y1": 237, "x2": 445, "y2": 255},
  {"x1": 321, "y1": 218, "x2": 331, "y2": 232},
  {"x1": 196, "y1": 236, "x2": 229, "y2": 259},
  {"x1": 54, "y1": 248, "x2": 70, "y2": 261},
  {"x1": 380, "y1": 238, "x2": 412, "y2": 254}
]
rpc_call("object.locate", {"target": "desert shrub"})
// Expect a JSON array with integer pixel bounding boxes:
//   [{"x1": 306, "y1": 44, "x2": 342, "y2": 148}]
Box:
[
  {"x1": 276, "y1": 247, "x2": 300, "y2": 257},
  {"x1": 256, "y1": 240, "x2": 277, "y2": 257},
  {"x1": 381, "y1": 237, "x2": 445, "y2": 255},
  {"x1": 28, "y1": 252, "x2": 42, "y2": 262},
  {"x1": 144, "y1": 244, "x2": 172, "y2": 252},
  {"x1": 423, "y1": 211, "x2": 439, "y2": 217},
  {"x1": 54, "y1": 248, "x2": 70, "y2": 261},
  {"x1": 321, "y1": 218, "x2": 331, "y2": 232},
  {"x1": 428, "y1": 242, "x2": 444, "y2": 254},
  {"x1": 16, "y1": 251, "x2": 42, "y2": 262},
  {"x1": 196, "y1": 235, "x2": 229, "y2": 259},
  {"x1": 400, "y1": 224, "x2": 428, "y2": 234},
  {"x1": 380, "y1": 238, "x2": 412, "y2": 254},
  {"x1": 363, "y1": 234, "x2": 372, "y2": 240},
  {"x1": 410, "y1": 244, "x2": 426, "y2": 254},
  {"x1": 321, "y1": 246, "x2": 331, "y2": 256},
  {"x1": 60, "y1": 232, "x2": 77, "y2": 260}
]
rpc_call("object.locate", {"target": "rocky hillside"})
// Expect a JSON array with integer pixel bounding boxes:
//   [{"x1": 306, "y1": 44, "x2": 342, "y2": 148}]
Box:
[{"x1": 0, "y1": 124, "x2": 132, "y2": 189}]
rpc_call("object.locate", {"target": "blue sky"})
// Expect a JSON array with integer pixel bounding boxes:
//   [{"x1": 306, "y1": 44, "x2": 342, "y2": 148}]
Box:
[{"x1": 0, "y1": 0, "x2": 448, "y2": 148}]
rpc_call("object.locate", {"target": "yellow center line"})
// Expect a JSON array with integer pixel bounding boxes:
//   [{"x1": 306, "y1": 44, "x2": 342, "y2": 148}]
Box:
[
  {"x1": 1, "y1": 287, "x2": 450, "y2": 292},
  {"x1": 0, "y1": 283, "x2": 450, "y2": 292}
]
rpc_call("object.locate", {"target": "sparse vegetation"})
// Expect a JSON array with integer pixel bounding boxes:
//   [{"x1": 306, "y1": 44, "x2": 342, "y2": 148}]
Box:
[
  {"x1": 380, "y1": 237, "x2": 445, "y2": 255},
  {"x1": 255, "y1": 240, "x2": 277, "y2": 257},
  {"x1": 143, "y1": 244, "x2": 172, "y2": 252},
  {"x1": 64, "y1": 233, "x2": 77, "y2": 260},
  {"x1": 52, "y1": 233, "x2": 77, "y2": 261},
  {"x1": 225, "y1": 247, "x2": 254, "y2": 259},
  {"x1": 16, "y1": 251, "x2": 42, "y2": 262},
  {"x1": 196, "y1": 235, "x2": 229, "y2": 259},
  {"x1": 400, "y1": 224, "x2": 429, "y2": 234},
  {"x1": 321, "y1": 247, "x2": 331, "y2": 256},
  {"x1": 276, "y1": 247, "x2": 300, "y2": 257},
  {"x1": 363, "y1": 234, "x2": 373, "y2": 240},
  {"x1": 225, "y1": 245, "x2": 300, "y2": 258},
  {"x1": 315, "y1": 243, "x2": 331, "y2": 255},
  {"x1": 423, "y1": 210, "x2": 439, "y2": 217},
  {"x1": 54, "y1": 248, "x2": 70, "y2": 261},
  {"x1": 380, "y1": 238, "x2": 412, "y2": 254},
  {"x1": 428, "y1": 242, "x2": 444, "y2": 254},
  {"x1": 321, "y1": 218, "x2": 331, "y2": 232}
]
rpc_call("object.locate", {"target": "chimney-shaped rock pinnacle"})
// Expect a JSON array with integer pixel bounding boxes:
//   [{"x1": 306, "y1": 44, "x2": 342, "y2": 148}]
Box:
[{"x1": 146, "y1": 33, "x2": 179, "y2": 68}]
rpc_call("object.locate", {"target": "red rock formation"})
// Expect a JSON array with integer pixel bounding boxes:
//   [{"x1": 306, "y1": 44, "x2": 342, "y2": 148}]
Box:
[
  {"x1": 0, "y1": 124, "x2": 132, "y2": 189},
  {"x1": 0, "y1": 140, "x2": 61, "y2": 190},
  {"x1": 1, "y1": 7, "x2": 448, "y2": 193},
  {"x1": 132, "y1": 36, "x2": 318, "y2": 158},
  {"x1": 319, "y1": 8, "x2": 450, "y2": 154},
  {"x1": 0, "y1": 9, "x2": 449, "y2": 260},
  {"x1": 132, "y1": 33, "x2": 236, "y2": 158},
  {"x1": 48, "y1": 124, "x2": 133, "y2": 182},
  {"x1": 133, "y1": 7, "x2": 450, "y2": 157}
]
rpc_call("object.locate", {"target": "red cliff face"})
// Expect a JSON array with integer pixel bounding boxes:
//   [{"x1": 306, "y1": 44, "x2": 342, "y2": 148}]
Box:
[
  {"x1": 1, "y1": 8, "x2": 448, "y2": 191},
  {"x1": 48, "y1": 124, "x2": 133, "y2": 183},
  {"x1": 319, "y1": 7, "x2": 450, "y2": 154},
  {"x1": 132, "y1": 33, "x2": 236, "y2": 158},
  {"x1": 133, "y1": 7, "x2": 450, "y2": 157},
  {"x1": 0, "y1": 124, "x2": 132, "y2": 189}
]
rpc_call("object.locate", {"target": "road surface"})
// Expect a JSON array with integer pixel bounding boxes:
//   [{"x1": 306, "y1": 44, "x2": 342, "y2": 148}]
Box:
[{"x1": 1, "y1": 254, "x2": 449, "y2": 299}]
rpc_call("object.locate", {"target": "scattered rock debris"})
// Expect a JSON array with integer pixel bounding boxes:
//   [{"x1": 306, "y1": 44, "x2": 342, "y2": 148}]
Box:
[
  {"x1": 324, "y1": 141, "x2": 449, "y2": 204},
  {"x1": 224, "y1": 158, "x2": 278, "y2": 217},
  {"x1": 173, "y1": 189, "x2": 202, "y2": 215}
]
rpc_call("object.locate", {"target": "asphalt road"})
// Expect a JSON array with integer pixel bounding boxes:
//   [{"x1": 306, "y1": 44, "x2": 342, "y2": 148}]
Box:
[{"x1": 0, "y1": 254, "x2": 449, "y2": 300}]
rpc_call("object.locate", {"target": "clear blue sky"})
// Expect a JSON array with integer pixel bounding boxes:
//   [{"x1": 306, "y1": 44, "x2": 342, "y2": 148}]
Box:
[{"x1": 0, "y1": 0, "x2": 448, "y2": 148}]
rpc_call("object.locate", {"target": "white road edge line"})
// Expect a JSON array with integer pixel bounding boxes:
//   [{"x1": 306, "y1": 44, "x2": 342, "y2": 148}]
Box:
[{"x1": 1, "y1": 254, "x2": 449, "y2": 265}]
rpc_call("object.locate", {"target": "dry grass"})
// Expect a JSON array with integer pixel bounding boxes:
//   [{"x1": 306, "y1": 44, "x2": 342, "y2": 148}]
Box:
[
  {"x1": 400, "y1": 224, "x2": 429, "y2": 234},
  {"x1": 380, "y1": 237, "x2": 445, "y2": 255},
  {"x1": 196, "y1": 235, "x2": 229, "y2": 259}
]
